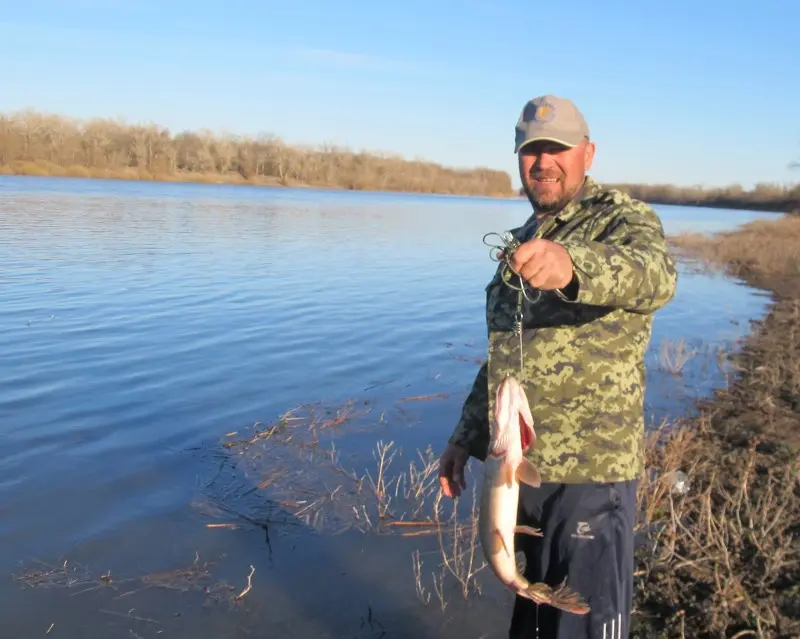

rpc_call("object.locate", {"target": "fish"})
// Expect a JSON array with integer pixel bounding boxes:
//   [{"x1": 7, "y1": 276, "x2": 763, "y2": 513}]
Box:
[{"x1": 478, "y1": 374, "x2": 590, "y2": 615}]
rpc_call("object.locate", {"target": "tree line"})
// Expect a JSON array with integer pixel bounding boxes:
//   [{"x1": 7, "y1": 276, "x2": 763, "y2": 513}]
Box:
[
  {"x1": 608, "y1": 181, "x2": 800, "y2": 214},
  {"x1": 0, "y1": 109, "x2": 514, "y2": 197},
  {"x1": 1, "y1": 109, "x2": 797, "y2": 211}
]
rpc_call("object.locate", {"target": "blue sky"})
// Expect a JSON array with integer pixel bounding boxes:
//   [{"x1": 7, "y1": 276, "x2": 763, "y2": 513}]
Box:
[{"x1": 2, "y1": 0, "x2": 798, "y2": 189}]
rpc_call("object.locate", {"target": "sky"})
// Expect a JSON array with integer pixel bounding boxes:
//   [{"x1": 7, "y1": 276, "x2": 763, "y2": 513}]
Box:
[{"x1": 1, "y1": 0, "x2": 798, "y2": 190}]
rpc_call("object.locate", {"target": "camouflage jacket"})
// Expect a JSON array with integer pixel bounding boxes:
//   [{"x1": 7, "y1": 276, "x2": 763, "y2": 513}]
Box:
[{"x1": 448, "y1": 176, "x2": 678, "y2": 484}]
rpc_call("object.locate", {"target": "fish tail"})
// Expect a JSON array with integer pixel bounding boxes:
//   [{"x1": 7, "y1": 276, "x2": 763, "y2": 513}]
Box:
[
  {"x1": 548, "y1": 581, "x2": 591, "y2": 615},
  {"x1": 518, "y1": 579, "x2": 590, "y2": 616},
  {"x1": 519, "y1": 580, "x2": 553, "y2": 606}
]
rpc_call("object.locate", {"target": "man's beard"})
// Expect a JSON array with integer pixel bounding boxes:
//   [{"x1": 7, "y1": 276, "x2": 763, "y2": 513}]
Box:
[{"x1": 521, "y1": 172, "x2": 582, "y2": 213}]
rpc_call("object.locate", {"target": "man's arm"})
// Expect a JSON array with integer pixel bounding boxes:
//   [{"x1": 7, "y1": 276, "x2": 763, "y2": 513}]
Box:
[
  {"x1": 448, "y1": 361, "x2": 490, "y2": 461},
  {"x1": 555, "y1": 202, "x2": 678, "y2": 313}
]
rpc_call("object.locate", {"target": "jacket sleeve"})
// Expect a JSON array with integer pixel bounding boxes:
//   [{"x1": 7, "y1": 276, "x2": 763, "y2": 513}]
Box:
[
  {"x1": 555, "y1": 201, "x2": 678, "y2": 313},
  {"x1": 448, "y1": 361, "x2": 490, "y2": 462}
]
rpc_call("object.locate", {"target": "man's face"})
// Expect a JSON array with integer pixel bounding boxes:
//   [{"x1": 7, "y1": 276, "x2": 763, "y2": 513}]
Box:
[{"x1": 518, "y1": 138, "x2": 595, "y2": 213}]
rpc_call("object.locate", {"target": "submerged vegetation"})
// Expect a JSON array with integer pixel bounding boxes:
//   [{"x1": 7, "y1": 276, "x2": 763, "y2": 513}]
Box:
[{"x1": 2, "y1": 108, "x2": 799, "y2": 212}]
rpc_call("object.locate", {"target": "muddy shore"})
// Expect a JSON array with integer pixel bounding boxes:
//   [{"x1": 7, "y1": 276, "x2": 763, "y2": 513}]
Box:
[{"x1": 632, "y1": 215, "x2": 800, "y2": 638}]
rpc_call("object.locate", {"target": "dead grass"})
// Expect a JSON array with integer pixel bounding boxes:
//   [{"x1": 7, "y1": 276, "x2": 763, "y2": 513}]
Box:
[
  {"x1": 195, "y1": 391, "x2": 460, "y2": 540},
  {"x1": 197, "y1": 390, "x2": 495, "y2": 612},
  {"x1": 12, "y1": 551, "x2": 248, "y2": 609},
  {"x1": 658, "y1": 337, "x2": 697, "y2": 376},
  {"x1": 632, "y1": 216, "x2": 800, "y2": 638},
  {"x1": 670, "y1": 215, "x2": 800, "y2": 286},
  {"x1": 634, "y1": 420, "x2": 799, "y2": 638}
]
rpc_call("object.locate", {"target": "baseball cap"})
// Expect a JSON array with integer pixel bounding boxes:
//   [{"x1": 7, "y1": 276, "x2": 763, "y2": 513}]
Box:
[{"x1": 514, "y1": 95, "x2": 590, "y2": 153}]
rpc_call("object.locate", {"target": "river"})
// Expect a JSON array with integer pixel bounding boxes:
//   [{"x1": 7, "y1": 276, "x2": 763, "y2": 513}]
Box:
[{"x1": 0, "y1": 175, "x2": 776, "y2": 638}]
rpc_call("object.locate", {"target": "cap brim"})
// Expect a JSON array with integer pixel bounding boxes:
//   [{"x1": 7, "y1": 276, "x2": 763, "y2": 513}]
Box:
[{"x1": 515, "y1": 136, "x2": 580, "y2": 153}]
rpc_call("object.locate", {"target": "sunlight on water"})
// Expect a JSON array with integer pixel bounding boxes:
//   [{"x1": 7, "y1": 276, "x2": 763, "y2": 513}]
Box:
[{"x1": 0, "y1": 176, "x2": 777, "y2": 637}]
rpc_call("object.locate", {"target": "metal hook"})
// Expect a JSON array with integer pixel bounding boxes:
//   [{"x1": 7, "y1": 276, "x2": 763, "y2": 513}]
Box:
[{"x1": 482, "y1": 230, "x2": 541, "y2": 304}]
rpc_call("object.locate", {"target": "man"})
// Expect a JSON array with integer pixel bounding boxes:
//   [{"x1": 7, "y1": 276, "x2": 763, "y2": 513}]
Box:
[{"x1": 438, "y1": 95, "x2": 678, "y2": 638}]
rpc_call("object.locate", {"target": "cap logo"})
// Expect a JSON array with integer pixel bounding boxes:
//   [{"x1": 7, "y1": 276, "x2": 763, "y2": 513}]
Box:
[{"x1": 533, "y1": 102, "x2": 555, "y2": 123}]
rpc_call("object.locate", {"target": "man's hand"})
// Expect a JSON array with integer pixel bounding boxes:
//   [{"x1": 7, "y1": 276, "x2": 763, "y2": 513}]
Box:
[
  {"x1": 438, "y1": 442, "x2": 469, "y2": 499},
  {"x1": 508, "y1": 238, "x2": 574, "y2": 291}
]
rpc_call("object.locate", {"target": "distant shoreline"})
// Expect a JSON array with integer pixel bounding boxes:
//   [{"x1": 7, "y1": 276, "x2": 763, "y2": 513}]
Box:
[
  {"x1": 1, "y1": 109, "x2": 797, "y2": 213},
  {"x1": 3, "y1": 167, "x2": 797, "y2": 215}
]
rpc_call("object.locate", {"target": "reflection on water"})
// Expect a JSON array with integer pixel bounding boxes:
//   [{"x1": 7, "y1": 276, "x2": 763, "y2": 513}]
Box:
[{"x1": 0, "y1": 176, "x2": 776, "y2": 637}]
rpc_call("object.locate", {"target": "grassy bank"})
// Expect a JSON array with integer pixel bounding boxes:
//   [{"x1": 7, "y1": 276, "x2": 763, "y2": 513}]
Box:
[
  {"x1": 0, "y1": 109, "x2": 514, "y2": 197},
  {"x1": 633, "y1": 215, "x2": 800, "y2": 638}
]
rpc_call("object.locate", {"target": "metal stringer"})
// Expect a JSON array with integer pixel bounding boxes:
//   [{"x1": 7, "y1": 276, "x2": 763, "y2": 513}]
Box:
[{"x1": 513, "y1": 288, "x2": 524, "y2": 376}]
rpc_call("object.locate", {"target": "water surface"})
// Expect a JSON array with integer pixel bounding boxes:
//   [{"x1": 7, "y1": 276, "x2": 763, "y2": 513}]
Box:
[{"x1": 0, "y1": 176, "x2": 776, "y2": 637}]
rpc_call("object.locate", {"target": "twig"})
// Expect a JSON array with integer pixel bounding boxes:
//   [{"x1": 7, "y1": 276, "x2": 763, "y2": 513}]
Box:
[
  {"x1": 398, "y1": 393, "x2": 448, "y2": 402},
  {"x1": 234, "y1": 565, "x2": 255, "y2": 601},
  {"x1": 99, "y1": 609, "x2": 159, "y2": 624}
]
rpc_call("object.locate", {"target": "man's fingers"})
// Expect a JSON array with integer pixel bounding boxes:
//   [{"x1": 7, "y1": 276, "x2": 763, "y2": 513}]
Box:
[
  {"x1": 438, "y1": 453, "x2": 467, "y2": 498},
  {"x1": 438, "y1": 444, "x2": 469, "y2": 499},
  {"x1": 519, "y1": 257, "x2": 547, "y2": 286},
  {"x1": 511, "y1": 239, "x2": 545, "y2": 266},
  {"x1": 439, "y1": 475, "x2": 461, "y2": 498},
  {"x1": 439, "y1": 475, "x2": 453, "y2": 498},
  {"x1": 453, "y1": 463, "x2": 466, "y2": 489}
]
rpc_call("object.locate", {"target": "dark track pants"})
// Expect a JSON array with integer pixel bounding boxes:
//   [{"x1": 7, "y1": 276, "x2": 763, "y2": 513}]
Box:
[{"x1": 508, "y1": 479, "x2": 638, "y2": 639}]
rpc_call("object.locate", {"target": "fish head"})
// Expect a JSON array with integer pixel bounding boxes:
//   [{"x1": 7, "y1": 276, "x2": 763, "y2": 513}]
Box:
[{"x1": 488, "y1": 375, "x2": 536, "y2": 458}]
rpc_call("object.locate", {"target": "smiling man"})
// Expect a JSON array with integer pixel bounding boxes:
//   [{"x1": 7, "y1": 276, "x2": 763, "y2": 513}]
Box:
[{"x1": 438, "y1": 95, "x2": 679, "y2": 638}]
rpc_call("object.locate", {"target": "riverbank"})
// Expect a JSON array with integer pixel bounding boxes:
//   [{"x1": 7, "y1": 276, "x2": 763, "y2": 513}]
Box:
[{"x1": 632, "y1": 215, "x2": 800, "y2": 638}]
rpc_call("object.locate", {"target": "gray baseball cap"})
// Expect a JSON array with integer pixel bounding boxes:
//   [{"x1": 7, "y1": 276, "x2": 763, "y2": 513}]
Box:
[{"x1": 514, "y1": 95, "x2": 590, "y2": 152}]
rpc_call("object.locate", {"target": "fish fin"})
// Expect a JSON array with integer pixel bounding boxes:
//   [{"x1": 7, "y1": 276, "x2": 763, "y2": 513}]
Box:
[
  {"x1": 516, "y1": 458, "x2": 542, "y2": 488},
  {"x1": 516, "y1": 383, "x2": 535, "y2": 436},
  {"x1": 514, "y1": 525, "x2": 543, "y2": 537},
  {"x1": 504, "y1": 460, "x2": 516, "y2": 488},
  {"x1": 492, "y1": 529, "x2": 512, "y2": 558}
]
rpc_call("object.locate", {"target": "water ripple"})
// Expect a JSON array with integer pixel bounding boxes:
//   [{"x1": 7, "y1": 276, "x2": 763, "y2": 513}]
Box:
[{"x1": 0, "y1": 176, "x2": 777, "y2": 631}]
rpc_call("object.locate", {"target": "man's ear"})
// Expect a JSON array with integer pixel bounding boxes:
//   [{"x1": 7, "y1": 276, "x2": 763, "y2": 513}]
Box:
[{"x1": 583, "y1": 139, "x2": 596, "y2": 171}]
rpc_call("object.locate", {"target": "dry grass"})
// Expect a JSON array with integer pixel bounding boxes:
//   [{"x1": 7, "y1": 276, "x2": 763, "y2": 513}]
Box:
[
  {"x1": 196, "y1": 392, "x2": 459, "y2": 540},
  {"x1": 632, "y1": 215, "x2": 800, "y2": 638},
  {"x1": 670, "y1": 215, "x2": 800, "y2": 284},
  {"x1": 658, "y1": 338, "x2": 698, "y2": 376},
  {"x1": 409, "y1": 484, "x2": 488, "y2": 612},
  {"x1": 200, "y1": 391, "x2": 494, "y2": 611},
  {"x1": 12, "y1": 551, "x2": 249, "y2": 608},
  {"x1": 0, "y1": 109, "x2": 514, "y2": 197},
  {"x1": 634, "y1": 420, "x2": 799, "y2": 638}
]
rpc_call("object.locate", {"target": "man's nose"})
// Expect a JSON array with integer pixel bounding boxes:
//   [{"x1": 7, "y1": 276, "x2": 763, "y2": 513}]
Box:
[{"x1": 533, "y1": 152, "x2": 555, "y2": 169}]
